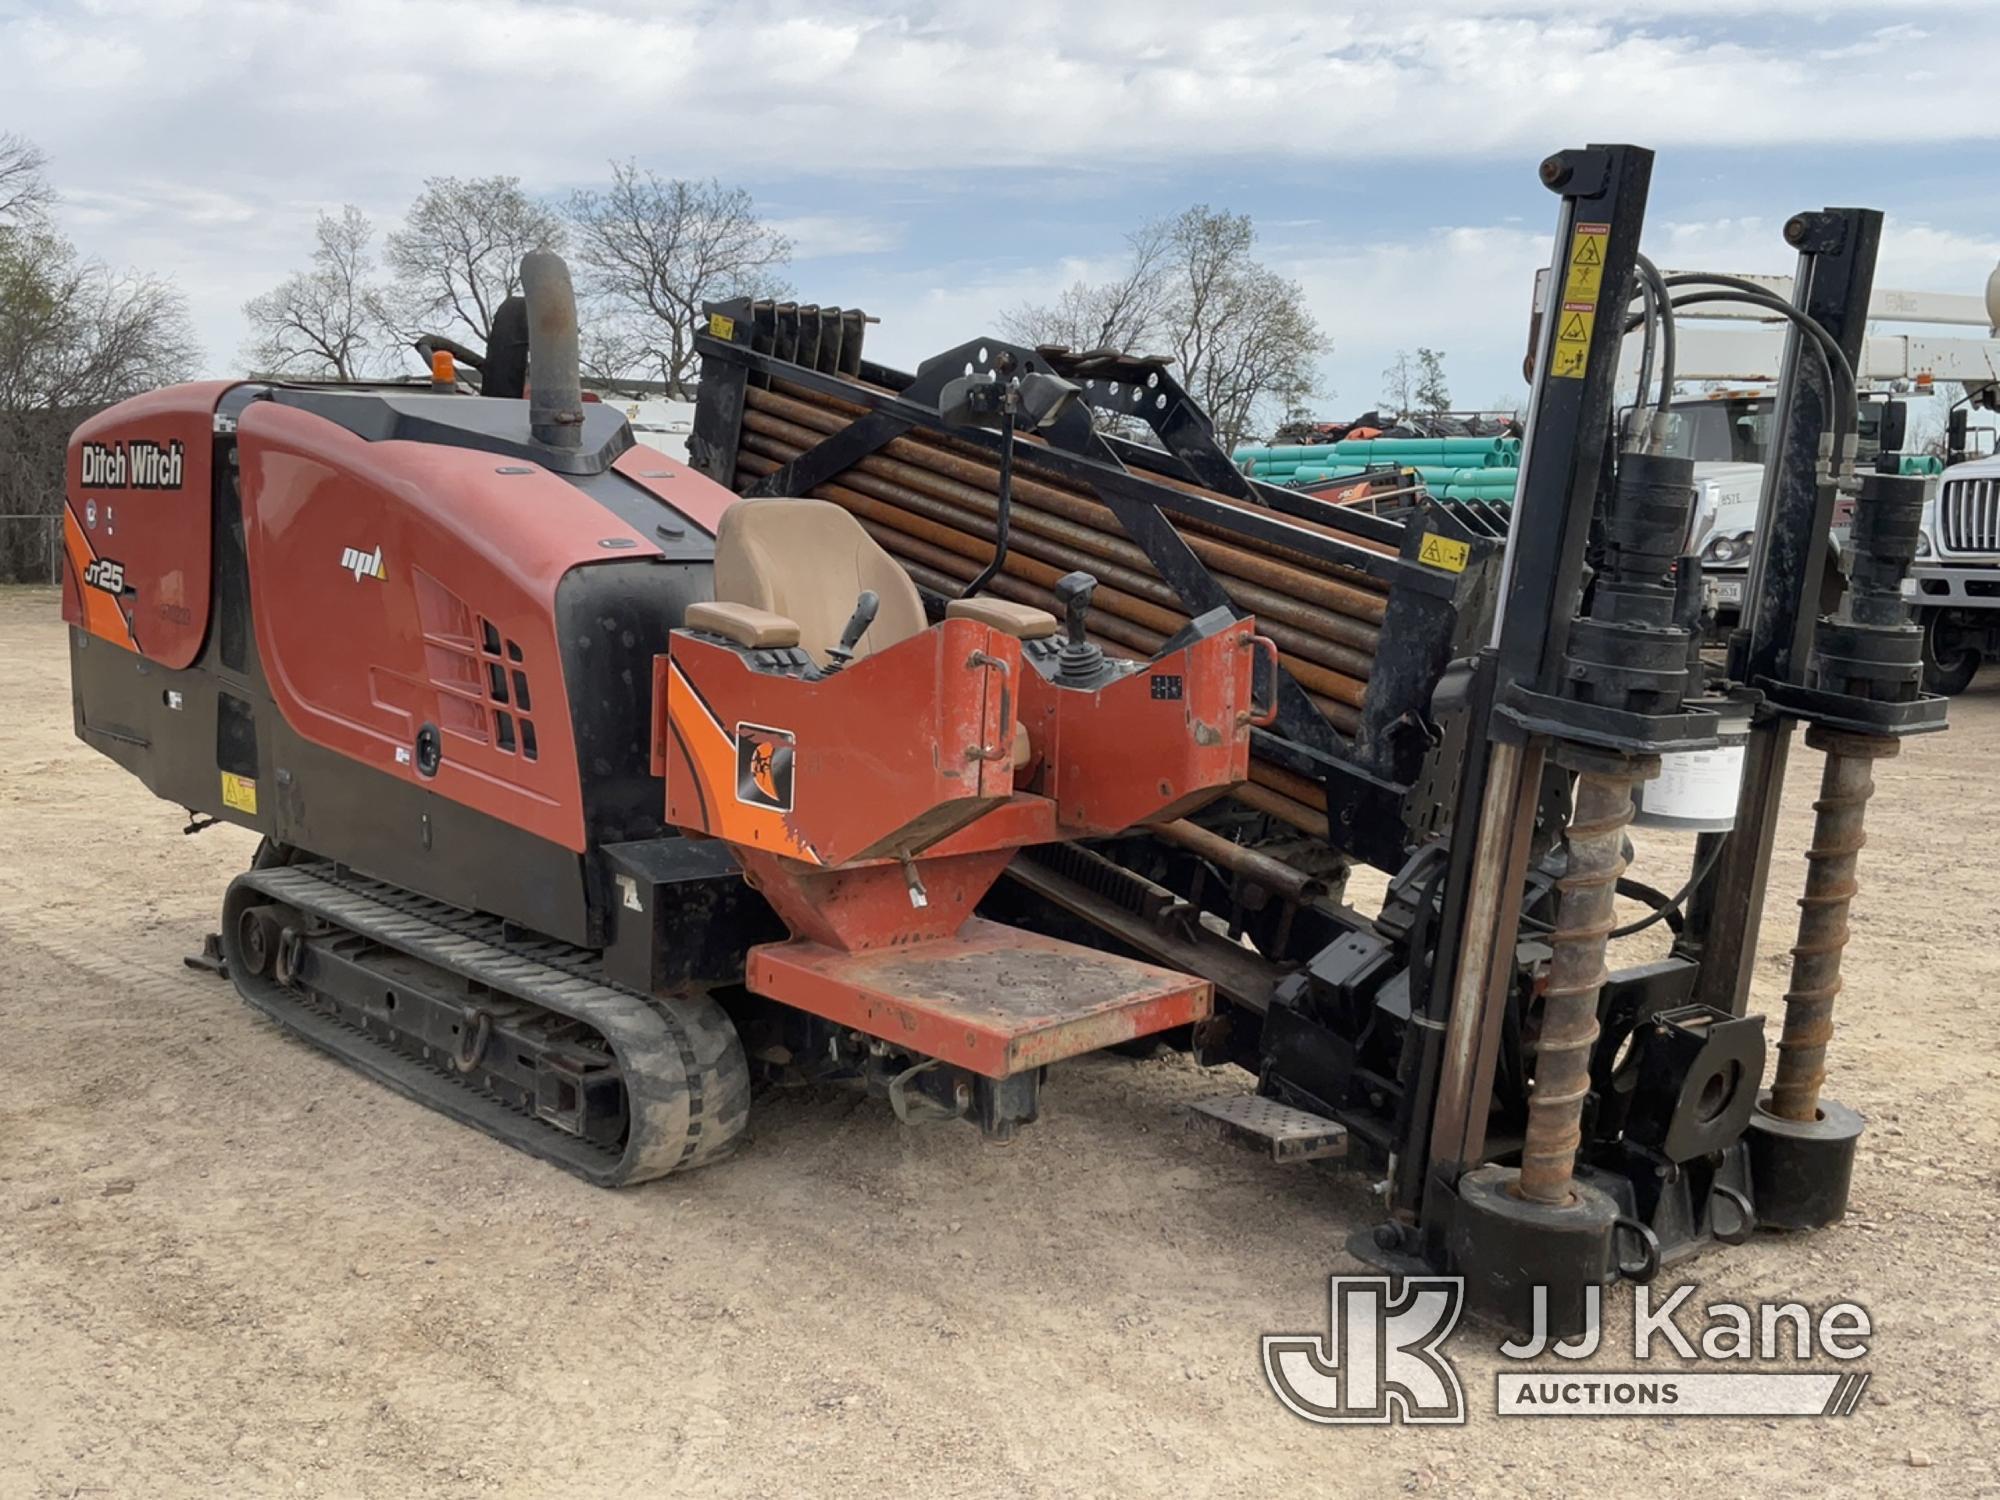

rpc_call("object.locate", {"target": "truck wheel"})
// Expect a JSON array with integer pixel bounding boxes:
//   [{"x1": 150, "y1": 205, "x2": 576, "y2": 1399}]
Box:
[{"x1": 1921, "y1": 612, "x2": 1980, "y2": 696}]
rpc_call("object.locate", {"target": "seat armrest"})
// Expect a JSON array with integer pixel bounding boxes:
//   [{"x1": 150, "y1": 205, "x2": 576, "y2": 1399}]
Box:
[
  {"x1": 946, "y1": 598, "x2": 1059, "y2": 639},
  {"x1": 684, "y1": 601, "x2": 802, "y2": 649}
]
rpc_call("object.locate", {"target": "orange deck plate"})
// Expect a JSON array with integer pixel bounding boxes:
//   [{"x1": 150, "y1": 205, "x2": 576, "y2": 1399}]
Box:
[{"x1": 746, "y1": 918, "x2": 1213, "y2": 1079}]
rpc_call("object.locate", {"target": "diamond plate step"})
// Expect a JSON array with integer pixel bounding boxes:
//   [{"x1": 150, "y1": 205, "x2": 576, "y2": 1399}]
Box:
[{"x1": 1189, "y1": 1094, "x2": 1348, "y2": 1163}]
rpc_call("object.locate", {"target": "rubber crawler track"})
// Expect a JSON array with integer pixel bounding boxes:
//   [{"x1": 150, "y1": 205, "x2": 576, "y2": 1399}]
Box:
[{"x1": 220, "y1": 862, "x2": 751, "y2": 1187}]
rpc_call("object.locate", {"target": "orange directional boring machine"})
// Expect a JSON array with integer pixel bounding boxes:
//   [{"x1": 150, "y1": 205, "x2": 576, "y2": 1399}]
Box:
[{"x1": 67, "y1": 148, "x2": 1943, "y2": 1336}]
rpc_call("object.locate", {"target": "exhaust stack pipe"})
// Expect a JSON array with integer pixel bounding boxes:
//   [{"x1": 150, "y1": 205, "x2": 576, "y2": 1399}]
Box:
[{"x1": 520, "y1": 251, "x2": 584, "y2": 450}]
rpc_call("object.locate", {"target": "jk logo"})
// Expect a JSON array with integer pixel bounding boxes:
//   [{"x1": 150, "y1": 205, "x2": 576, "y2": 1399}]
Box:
[{"x1": 1263, "y1": 1276, "x2": 1466, "y2": 1425}]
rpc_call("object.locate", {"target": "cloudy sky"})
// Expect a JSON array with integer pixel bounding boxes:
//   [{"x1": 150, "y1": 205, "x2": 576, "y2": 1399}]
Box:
[{"x1": 8, "y1": 0, "x2": 1998, "y2": 418}]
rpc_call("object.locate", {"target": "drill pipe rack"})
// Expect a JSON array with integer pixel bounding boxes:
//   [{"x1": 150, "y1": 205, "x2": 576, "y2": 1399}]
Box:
[{"x1": 688, "y1": 300, "x2": 1501, "y2": 872}]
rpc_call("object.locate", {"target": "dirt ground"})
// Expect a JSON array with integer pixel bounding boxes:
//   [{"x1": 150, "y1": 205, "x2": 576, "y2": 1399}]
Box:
[{"x1": 2, "y1": 583, "x2": 1996, "y2": 1499}]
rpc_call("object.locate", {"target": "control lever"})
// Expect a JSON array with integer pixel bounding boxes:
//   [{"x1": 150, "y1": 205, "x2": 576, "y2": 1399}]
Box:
[
  {"x1": 823, "y1": 590, "x2": 879, "y2": 673},
  {"x1": 1052, "y1": 571, "x2": 1105, "y2": 684}
]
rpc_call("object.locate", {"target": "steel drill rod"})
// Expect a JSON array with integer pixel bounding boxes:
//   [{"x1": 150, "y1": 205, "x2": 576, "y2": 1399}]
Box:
[
  {"x1": 1768, "y1": 729, "x2": 1897, "y2": 1123},
  {"x1": 861, "y1": 513, "x2": 1168, "y2": 655},
  {"x1": 760, "y1": 377, "x2": 1400, "y2": 562},
  {"x1": 1139, "y1": 462, "x2": 1398, "y2": 559},
  {"x1": 1245, "y1": 759, "x2": 1331, "y2": 813},
  {"x1": 853, "y1": 512, "x2": 1364, "y2": 729},
  {"x1": 1231, "y1": 782, "x2": 1331, "y2": 841},
  {"x1": 736, "y1": 449, "x2": 1373, "y2": 713},
  {"x1": 740, "y1": 427, "x2": 1381, "y2": 675},
  {"x1": 737, "y1": 451, "x2": 1212, "y2": 664},
  {"x1": 754, "y1": 448, "x2": 1378, "y2": 696},
  {"x1": 772, "y1": 376, "x2": 1400, "y2": 580},
  {"x1": 751, "y1": 383, "x2": 1396, "y2": 601},
  {"x1": 743, "y1": 386, "x2": 1392, "y2": 625},
  {"x1": 856, "y1": 495, "x2": 1186, "y2": 638},
  {"x1": 1150, "y1": 818, "x2": 1328, "y2": 903},
  {"x1": 734, "y1": 453, "x2": 1368, "y2": 753},
  {"x1": 741, "y1": 396, "x2": 1392, "y2": 628},
  {"x1": 1519, "y1": 760, "x2": 1650, "y2": 1205}
]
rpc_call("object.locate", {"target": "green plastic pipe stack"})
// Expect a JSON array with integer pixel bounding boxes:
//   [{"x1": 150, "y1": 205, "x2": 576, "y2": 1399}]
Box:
[
  {"x1": 1234, "y1": 437, "x2": 1523, "y2": 505},
  {"x1": 1235, "y1": 436, "x2": 1520, "y2": 464}
]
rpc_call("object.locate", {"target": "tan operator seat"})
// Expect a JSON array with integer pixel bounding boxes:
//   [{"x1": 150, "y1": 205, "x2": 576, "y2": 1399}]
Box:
[
  {"x1": 700, "y1": 497, "x2": 1034, "y2": 770},
  {"x1": 711, "y1": 498, "x2": 926, "y2": 667}
]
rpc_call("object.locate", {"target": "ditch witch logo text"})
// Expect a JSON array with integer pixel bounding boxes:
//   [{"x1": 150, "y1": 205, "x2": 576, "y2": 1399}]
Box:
[{"x1": 1263, "y1": 1277, "x2": 1872, "y2": 1424}]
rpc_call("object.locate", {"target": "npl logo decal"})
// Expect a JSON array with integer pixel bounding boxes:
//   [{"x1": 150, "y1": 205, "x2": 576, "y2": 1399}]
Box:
[
  {"x1": 734, "y1": 722, "x2": 795, "y2": 812},
  {"x1": 339, "y1": 545, "x2": 387, "y2": 582},
  {"x1": 1263, "y1": 1276, "x2": 1466, "y2": 1425}
]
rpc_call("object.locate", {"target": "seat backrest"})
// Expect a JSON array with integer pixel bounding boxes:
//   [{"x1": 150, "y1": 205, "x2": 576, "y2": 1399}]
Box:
[{"x1": 711, "y1": 499, "x2": 927, "y2": 666}]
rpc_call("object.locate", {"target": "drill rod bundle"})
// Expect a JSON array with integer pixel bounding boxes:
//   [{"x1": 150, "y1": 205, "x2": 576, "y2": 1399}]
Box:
[{"x1": 716, "y1": 374, "x2": 1454, "y2": 840}]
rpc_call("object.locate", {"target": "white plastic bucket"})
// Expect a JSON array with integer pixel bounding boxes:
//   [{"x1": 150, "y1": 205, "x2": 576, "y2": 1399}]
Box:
[{"x1": 1633, "y1": 699, "x2": 1751, "y2": 832}]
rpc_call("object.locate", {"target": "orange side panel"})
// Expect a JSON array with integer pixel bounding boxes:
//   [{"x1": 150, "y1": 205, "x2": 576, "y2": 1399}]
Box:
[
  {"x1": 61, "y1": 506, "x2": 137, "y2": 649},
  {"x1": 63, "y1": 381, "x2": 234, "y2": 667},
  {"x1": 236, "y1": 401, "x2": 662, "y2": 854},
  {"x1": 660, "y1": 619, "x2": 1021, "y2": 868},
  {"x1": 611, "y1": 442, "x2": 736, "y2": 536},
  {"x1": 1023, "y1": 616, "x2": 1258, "y2": 834}
]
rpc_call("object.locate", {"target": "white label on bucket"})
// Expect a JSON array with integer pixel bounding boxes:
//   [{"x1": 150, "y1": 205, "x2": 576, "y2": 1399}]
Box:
[{"x1": 1640, "y1": 743, "x2": 1746, "y2": 828}]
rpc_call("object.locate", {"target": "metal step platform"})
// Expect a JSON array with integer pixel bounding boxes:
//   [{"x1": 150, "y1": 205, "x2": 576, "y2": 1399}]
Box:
[
  {"x1": 1189, "y1": 1094, "x2": 1349, "y2": 1163},
  {"x1": 746, "y1": 918, "x2": 1212, "y2": 1078}
]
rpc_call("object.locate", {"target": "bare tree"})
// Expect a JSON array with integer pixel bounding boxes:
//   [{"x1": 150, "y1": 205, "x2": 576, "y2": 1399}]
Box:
[
  {"x1": 1381, "y1": 350, "x2": 1416, "y2": 415},
  {"x1": 1004, "y1": 206, "x2": 1327, "y2": 450},
  {"x1": 1413, "y1": 347, "x2": 1451, "y2": 416},
  {"x1": 565, "y1": 163, "x2": 791, "y2": 398},
  {"x1": 1001, "y1": 219, "x2": 1172, "y2": 353},
  {"x1": 385, "y1": 175, "x2": 565, "y2": 346},
  {"x1": 0, "y1": 132, "x2": 54, "y2": 230},
  {"x1": 1166, "y1": 209, "x2": 1327, "y2": 449},
  {"x1": 0, "y1": 138, "x2": 198, "y2": 578},
  {"x1": 0, "y1": 231, "x2": 197, "y2": 413},
  {"x1": 241, "y1": 206, "x2": 384, "y2": 379}
]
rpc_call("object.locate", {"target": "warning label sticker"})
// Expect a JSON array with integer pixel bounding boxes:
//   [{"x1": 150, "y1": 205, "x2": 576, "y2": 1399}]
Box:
[
  {"x1": 1417, "y1": 532, "x2": 1472, "y2": 574},
  {"x1": 1562, "y1": 222, "x2": 1608, "y2": 303},
  {"x1": 1550, "y1": 221, "x2": 1610, "y2": 380},
  {"x1": 221, "y1": 772, "x2": 258, "y2": 815},
  {"x1": 1551, "y1": 301, "x2": 1598, "y2": 378}
]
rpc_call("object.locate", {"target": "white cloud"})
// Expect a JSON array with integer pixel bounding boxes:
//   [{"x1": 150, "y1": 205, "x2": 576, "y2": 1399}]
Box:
[
  {"x1": 764, "y1": 214, "x2": 907, "y2": 259},
  {"x1": 807, "y1": 252, "x2": 1138, "y2": 373},
  {"x1": 12, "y1": 1, "x2": 1992, "y2": 191},
  {"x1": 1813, "y1": 21, "x2": 1929, "y2": 58},
  {"x1": 6, "y1": 0, "x2": 1992, "y2": 384},
  {"x1": 1269, "y1": 215, "x2": 2000, "y2": 419}
]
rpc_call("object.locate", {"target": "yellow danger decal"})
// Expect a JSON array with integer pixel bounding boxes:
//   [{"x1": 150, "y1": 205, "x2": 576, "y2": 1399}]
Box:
[
  {"x1": 1562, "y1": 223, "x2": 1607, "y2": 303},
  {"x1": 1418, "y1": 532, "x2": 1471, "y2": 574},
  {"x1": 1551, "y1": 221, "x2": 1609, "y2": 380},
  {"x1": 221, "y1": 772, "x2": 258, "y2": 815},
  {"x1": 708, "y1": 312, "x2": 736, "y2": 341}
]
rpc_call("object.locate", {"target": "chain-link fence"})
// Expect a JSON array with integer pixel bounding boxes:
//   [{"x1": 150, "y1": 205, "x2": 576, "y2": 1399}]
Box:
[{"x1": 0, "y1": 513, "x2": 62, "y2": 584}]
